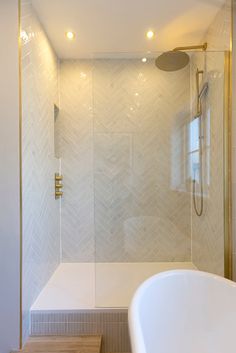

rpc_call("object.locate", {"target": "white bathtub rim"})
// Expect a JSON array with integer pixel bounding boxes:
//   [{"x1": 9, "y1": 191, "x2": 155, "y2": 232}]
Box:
[{"x1": 128, "y1": 269, "x2": 236, "y2": 353}]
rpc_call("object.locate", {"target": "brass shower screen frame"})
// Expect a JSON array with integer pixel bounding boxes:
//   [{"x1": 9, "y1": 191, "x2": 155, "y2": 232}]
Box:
[
  {"x1": 172, "y1": 41, "x2": 232, "y2": 278},
  {"x1": 224, "y1": 50, "x2": 232, "y2": 280}
]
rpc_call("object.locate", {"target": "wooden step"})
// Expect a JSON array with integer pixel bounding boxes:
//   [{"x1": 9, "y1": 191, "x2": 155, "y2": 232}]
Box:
[{"x1": 17, "y1": 335, "x2": 102, "y2": 353}]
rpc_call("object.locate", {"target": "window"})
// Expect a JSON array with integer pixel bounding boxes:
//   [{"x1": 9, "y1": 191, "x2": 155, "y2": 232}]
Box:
[{"x1": 188, "y1": 109, "x2": 210, "y2": 194}]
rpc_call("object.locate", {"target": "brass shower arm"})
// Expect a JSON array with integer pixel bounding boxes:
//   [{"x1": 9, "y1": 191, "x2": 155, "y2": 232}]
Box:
[{"x1": 173, "y1": 42, "x2": 207, "y2": 52}]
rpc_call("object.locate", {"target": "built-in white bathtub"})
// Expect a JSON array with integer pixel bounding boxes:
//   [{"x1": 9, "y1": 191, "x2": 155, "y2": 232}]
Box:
[
  {"x1": 30, "y1": 263, "x2": 196, "y2": 352},
  {"x1": 129, "y1": 270, "x2": 236, "y2": 353},
  {"x1": 32, "y1": 262, "x2": 196, "y2": 310}
]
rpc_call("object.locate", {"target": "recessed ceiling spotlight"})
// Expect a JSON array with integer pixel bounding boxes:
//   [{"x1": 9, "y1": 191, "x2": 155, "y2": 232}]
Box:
[
  {"x1": 66, "y1": 31, "x2": 75, "y2": 40},
  {"x1": 146, "y1": 30, "x2": 154, "y2": 39},
  {"x1": 142, "y1": 57, "x2": 147, "y2": 63}
]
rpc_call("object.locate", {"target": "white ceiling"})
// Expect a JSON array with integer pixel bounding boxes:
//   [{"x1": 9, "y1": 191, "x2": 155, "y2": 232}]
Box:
[{"x1": 32, "y1": 0, "x2": 225, "y2": 59}]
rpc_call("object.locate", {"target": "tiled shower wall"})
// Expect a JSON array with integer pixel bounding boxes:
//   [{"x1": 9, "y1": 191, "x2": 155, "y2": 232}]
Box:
[
  {"x1": 59, "y1": 59, "x2": 192, "y2": 262},
  {"x1": 93, "y1": 60, "x2": 191, "y2": 262},
  {"x1": 205, "y1": 0, "x2": 231, "y2": 52},
  {"x1": 191, "y1": 0, "x2": 231, "y2": 276},
  {"x1": 21, "y1": 0, "x2": 60, "y2": 342},
  {"x1": 58, "y1": 1, "x2": 231, "y2": 266},
  {"x1": 59, "y1": 61, "x2": 94, "y2": 262}
]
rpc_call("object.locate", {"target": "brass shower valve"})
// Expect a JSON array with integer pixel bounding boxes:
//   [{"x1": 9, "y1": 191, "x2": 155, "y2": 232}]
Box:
[
  {"x1": 55, "y1": 175, "x2": 63, "y2": 181},
  {"x1": 55, "y1": 173, "x2": 63, "y2": 199},
  {"x1": 55, "y1": 191, "x2": 63, "y2": 197}
]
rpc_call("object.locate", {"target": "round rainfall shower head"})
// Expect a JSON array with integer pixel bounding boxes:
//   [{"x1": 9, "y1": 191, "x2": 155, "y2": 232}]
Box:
[{"x1": 155, "y1": 50, "x2": 190, "y2": 72}]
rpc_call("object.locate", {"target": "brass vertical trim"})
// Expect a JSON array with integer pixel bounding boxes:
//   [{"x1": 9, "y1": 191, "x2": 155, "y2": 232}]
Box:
[
  {"x1": 223, "y1": 0, "x2": 234, "y2": 280},
  {"x1": 224, "y1": 50, "x2": 232, "y2": 280},
  {"x1": 18, "y1": 0, "x2": 23, "y2": 348}
]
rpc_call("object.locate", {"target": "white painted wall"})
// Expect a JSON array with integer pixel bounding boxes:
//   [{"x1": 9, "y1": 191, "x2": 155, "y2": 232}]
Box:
[{"x1": 0, "y1": 1, "x2": 21, "y2": 352}]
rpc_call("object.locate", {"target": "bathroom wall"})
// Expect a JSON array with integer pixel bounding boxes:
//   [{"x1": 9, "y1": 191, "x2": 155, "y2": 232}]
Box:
[
  {"x1": 59, "y1": 58, "x2": 191, "y2": 262},
  {"x1": 59, "y1": 60, "x2": 94, "y2": 261},
  {"x1": 191, "y1": 0, "x2": 231, "y2": 276},
  {"x1": 57, "y1": 1, "x2": 231, "y2": 268},
  {"x1": 21, "y1": 0, "x2": 60, "y2": 342},
  {"x1": 205, "y1": 0, "x2": 231, "y2": 51},
  {"x1": 0, "y1": 1, "x2": 21, "y2": 352}
]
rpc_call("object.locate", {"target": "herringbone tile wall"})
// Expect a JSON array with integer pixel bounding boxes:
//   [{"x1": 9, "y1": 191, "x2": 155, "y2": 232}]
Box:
[
  {"x1": 21, "y1": 0, "x2": 60, "y2": 342},
  {"x1": 59, "y1": 60, "x2": 95, "y2": 261},
  {"x1": 205, "y1": 0, "x2": 231, "y2": 51},
  {"x1": 59, "y1": 58, "x2": 192, "y2": 262}
]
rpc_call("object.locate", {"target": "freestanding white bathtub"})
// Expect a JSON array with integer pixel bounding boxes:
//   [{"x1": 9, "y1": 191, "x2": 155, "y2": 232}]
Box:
[{"x1": 129, "y1": 270, "x2": 236, "y2": 353}]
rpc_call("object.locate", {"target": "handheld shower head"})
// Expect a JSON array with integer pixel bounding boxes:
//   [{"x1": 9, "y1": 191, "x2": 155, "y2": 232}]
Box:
[
  {"x1": 194, "y1": 82, "x2": 209, "y2": 119},
  {"x1": 193, "y1": 112, "x2": 202, "y2": 120},
  {"x1": 199, "y1": 82, "x2": 208, "y2": 99}
]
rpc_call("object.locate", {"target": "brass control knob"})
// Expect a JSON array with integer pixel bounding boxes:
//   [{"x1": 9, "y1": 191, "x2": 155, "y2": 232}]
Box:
[{"x1": 55, "y1": 191, "x2": 63, "y2": 197}]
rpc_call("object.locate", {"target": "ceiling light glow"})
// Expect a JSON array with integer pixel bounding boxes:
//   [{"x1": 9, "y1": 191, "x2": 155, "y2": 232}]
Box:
[
  {"x1": 146, "y1": 30, "x2": 154, "y2": 39},
  {"x1": 66, "y1": 31, "x2": 75, "y2": 40},
  {"x1": 142, "y1": 57, "x2": 147, "y2": 63}
]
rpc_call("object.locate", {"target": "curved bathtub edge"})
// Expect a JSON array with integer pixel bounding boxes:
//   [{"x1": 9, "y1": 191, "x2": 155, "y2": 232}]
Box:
[{"x1": 128, "y1": 269, "x2": 236, "y2": 353}]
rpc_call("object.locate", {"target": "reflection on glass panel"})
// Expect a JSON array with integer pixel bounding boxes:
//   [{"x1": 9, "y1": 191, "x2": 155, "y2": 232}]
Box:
[
  {"x1": 171, "y1": 117, "x2": 188, "y2": 191},
  {"x1": 188, "y1": 116, "x2": 200, "y2": 183},
  {"x1": 205, "y1": 108, "x2": 211, "y2": 187},
  {"x1": 189, "y1": 118, "x2": 199, "y2": 153},
  {"x1": 189, "y1": 151, "x2": 200, "y2": 183},
  {"x1": 206, "y1": 108, "x2": 211, "y2": 147},
  {"x1": 188, "y1": 106, "x2": 211, "y2": 192}
]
